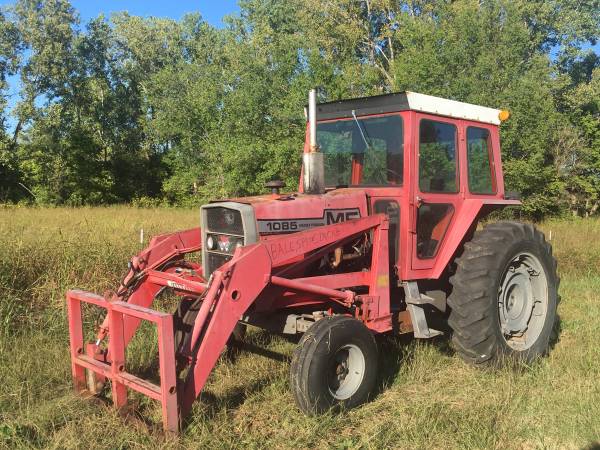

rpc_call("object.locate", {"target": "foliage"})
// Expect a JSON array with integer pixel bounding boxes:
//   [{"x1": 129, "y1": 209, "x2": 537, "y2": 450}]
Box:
[{"x1": 0, "y1": 0, "x2": 598, "y2": 217}]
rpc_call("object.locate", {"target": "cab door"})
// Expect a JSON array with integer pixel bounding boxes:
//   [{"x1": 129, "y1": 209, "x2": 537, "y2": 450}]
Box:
[{"x1": 410, "y1": 113, "x2": 464, "y2": 270}]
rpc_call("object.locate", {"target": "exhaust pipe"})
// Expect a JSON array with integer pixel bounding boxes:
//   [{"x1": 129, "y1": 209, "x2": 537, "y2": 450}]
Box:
[
  {"x1": 309, "y1": 88, "x2": 318, "y2": 152},
  {"x1": 303, "y1": 88, "x2": 325, "y2": 194}
]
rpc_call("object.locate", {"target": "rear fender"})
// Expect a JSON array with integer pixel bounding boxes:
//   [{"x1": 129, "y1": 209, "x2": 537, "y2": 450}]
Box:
[{"x1": 428, "y1": 199, "x2": 520, "y2": 280}]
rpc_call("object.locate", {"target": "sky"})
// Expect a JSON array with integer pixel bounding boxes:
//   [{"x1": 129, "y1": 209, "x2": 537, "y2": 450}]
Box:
[
  {"x1": 0, "y1": 0, "x2": 240, "y2": 26},
  {"x1": 68, "y1": 0, "x2": 239, "y2": 26}
]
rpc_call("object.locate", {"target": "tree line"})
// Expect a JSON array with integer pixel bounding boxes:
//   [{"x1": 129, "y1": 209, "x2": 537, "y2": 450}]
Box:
[{"x1": 0, "y1": 0, "x2": 598, "y2": 218}]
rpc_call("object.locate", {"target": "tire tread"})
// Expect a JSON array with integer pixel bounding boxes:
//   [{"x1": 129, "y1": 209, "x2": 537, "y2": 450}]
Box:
[{"x1": 447, "y1": 221, "x2": 559, "y2": 366}]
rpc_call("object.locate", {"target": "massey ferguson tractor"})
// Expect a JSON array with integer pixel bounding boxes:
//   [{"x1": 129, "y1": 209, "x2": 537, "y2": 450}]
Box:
[{"x1": 66, "y1": 90, "x2": 558, "y2": 433}]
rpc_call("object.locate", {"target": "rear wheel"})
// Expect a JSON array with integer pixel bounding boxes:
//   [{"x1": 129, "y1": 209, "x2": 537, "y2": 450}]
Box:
[
  {"x1": 448, "y1": 221, "x2": 559, "y2": 365},
  {"x1": 290, "y1": 315, "x2": 378, "y2": 414}
]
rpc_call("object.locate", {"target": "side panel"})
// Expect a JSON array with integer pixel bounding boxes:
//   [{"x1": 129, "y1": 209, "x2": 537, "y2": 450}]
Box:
[{"x1": 253, "y1": 192, "x2": 370, "y2": 236}]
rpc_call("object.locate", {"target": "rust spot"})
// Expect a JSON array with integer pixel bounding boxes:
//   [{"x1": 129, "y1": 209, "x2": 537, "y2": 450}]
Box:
[{"x1": 376, "y1": 274, "x2": 389, "y2": 288}]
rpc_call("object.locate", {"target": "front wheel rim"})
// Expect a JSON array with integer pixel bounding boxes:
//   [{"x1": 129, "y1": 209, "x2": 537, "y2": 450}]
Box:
[
  {"x1": 498, "y1": 251, "x2": 549, "y2": 350},
  {"x1": 327, "y1": 344, "x2": 366, "y2": 400}
]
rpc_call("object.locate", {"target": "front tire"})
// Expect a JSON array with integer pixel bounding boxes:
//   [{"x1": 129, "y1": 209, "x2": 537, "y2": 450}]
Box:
[
  {"x1": 448, "y1": 221, "x2": 559, "y2": 366},
  {"x1": 290, "y1": 315, "x2": 378, "y2": 414}
]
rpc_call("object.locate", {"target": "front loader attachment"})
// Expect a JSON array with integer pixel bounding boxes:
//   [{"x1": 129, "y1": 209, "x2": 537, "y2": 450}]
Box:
[{"x1": 66, "y1": 214, "x2": 391, "y2": 433}]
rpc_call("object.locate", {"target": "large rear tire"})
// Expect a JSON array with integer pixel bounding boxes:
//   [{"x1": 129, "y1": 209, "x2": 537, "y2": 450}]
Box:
[
  {"x1": 448, "y1": 221, "x2": 559, "y2": 366},
  {"x1": 290, "y1": 315, "x2": 378, "y2": 414}
]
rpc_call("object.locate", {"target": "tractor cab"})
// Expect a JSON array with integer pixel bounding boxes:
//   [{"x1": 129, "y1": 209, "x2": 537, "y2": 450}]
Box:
[
  {"x1": 297, "y1": 91, "x2": 516, "y2": 281},
  {"x1": 310, "y1": 91, "x2": 509, "y2": 192}
]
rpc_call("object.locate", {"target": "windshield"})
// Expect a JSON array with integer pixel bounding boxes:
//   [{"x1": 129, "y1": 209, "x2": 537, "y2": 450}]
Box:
[{"x1": 317, "y1": 115, "x2": 404, "y2": 187}]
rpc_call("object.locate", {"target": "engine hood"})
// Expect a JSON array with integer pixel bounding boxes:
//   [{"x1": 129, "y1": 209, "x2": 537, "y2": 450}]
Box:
[{"x1": 225, "y1": 189, "x2": 369, "y2": 236}]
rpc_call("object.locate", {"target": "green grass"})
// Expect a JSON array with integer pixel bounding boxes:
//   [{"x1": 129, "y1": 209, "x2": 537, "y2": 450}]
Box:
[{"x1": 1, "y1": 206, "x2": 599, "y2": 449}]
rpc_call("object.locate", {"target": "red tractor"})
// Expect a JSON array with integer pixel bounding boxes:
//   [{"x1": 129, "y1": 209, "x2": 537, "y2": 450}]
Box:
[{"x1": 67, "y1": 90, "x2": 558, "y2": 433}]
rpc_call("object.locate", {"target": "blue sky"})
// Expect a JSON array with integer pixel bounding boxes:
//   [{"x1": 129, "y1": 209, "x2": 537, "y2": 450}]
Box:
[
  {"x1": 0, "y1": 0, "x2": 240, "y2": 26},
  {"x1": 68, "y1": 0, "x2": 239, "y2": 26}
]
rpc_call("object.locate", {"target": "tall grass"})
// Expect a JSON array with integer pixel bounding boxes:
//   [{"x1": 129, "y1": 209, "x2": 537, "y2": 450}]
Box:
[{"x1": 0, "y1": 206, "x2": 599, "y2": 449}]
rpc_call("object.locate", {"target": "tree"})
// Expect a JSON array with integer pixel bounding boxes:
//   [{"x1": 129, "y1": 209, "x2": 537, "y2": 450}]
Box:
[
  {"x1": 0, "y1": 8, "x2": 22, "y2": 201},
  {"x1": 557, "y1": 67, "x2": 600, "y2": 216},
  {"x1": 0, "y1": 0, "x2": 598, "y2": 218}
]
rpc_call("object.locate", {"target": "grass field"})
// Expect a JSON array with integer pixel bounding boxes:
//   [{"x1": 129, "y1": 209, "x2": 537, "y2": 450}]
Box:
[{"x1": 0, "y1": 206, "x2": 599, "y2": 449}]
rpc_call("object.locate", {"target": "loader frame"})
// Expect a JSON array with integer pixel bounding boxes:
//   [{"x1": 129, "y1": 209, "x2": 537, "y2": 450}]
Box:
[{"x1": 67, "y1": 214, "x2": 392, "y2": 433}]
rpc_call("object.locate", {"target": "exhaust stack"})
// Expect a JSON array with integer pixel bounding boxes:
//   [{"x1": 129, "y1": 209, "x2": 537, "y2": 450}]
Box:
[
  {"x1": 309, "y1": 88, "x2": 318, "y2": 152},
  {"x1": 303, "y1": 88, "x2": 325, "y2": 194}
]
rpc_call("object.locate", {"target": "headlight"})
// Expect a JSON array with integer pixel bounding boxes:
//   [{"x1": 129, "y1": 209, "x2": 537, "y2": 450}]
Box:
[
  {"x1": 206, "y1": 234, "x2": 216, "y2": 250},
  {"x1": 206, "y1": 233, "x2": 244, "y2": 254},
  {"x1": 206, "y1": 235, "x2": 245, "y2": 253}
]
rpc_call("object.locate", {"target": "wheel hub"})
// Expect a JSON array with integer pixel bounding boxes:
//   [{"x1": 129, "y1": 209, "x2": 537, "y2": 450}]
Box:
[
  {"x1": 498, "y1": 252, "x2": 548, "y2": 350},
  {"x1": 328, "y1": 344, "x2": 366, "y2": 400},
  {"x1": 501, "y1": 269, "x2": 534, "y2": 333}
]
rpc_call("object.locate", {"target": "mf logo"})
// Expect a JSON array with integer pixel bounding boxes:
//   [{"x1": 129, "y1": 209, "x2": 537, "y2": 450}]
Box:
[{"x1": 325, "y1": 209, "x2": 360, "y2": 224}]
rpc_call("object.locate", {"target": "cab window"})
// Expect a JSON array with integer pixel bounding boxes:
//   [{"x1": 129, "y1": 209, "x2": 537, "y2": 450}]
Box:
[
  {"x1": 318, "y1": 115, "x2": 403, "y2": 187},
  {"x1": 467, "y1": 127, "x2": 496, "y2": 194},
  {"x1": 416, "y1": 204, "x2": 454, "y2": 258},
  {"x1": 418, "y1": 119, "x2": 458, "y2": 193}
]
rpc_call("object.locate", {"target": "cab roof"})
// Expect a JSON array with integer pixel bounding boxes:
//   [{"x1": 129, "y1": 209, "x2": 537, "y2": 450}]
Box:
[{"x1": 316, "y1": 91, "x2": 503, "y2": 125}]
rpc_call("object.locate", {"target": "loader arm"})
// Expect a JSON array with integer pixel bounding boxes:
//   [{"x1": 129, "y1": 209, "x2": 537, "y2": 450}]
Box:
[
  {"x1": 94, "y1": 227, "x2": 204, "y2": 347},
  {"x1": 67, "y1": 214, "x2": 390, "y2": 433}
]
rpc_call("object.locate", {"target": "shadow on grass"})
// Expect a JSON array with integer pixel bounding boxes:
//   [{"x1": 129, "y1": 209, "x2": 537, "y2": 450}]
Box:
[
  {"x1": 550, "y1": 312, "x2": 563, "y2": 351},
  {"x1": 373, "y1": 332, "x2": 455, "y2": 398},
  {"x1": 93, "y1": 336, "x2": 287, "y2": 434},
  {"x1": 183, "y1": 376, "x2": 275, "y2": 427},
  {"x1": 582, "y1": 443, "x2": 600, "y2": 450},
  {"x1": 99, "y1": 310, "x2": 563, "y2": 433}
]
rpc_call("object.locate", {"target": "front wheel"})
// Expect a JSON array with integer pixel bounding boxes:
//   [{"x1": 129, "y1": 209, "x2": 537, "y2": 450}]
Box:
[
  {"x1": 290, "y1": 315, "x2": 378, "y2": 414},
  {"x1": 448, "y1": 221, "x2": 559, "y2": 366}
]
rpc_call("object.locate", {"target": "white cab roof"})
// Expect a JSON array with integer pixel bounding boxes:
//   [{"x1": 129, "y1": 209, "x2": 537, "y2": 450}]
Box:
[
  {"x1": 316, "y1": 91, "x2": 504, "y2": 125},
  {"x1": 405, "y1": 91, "x2": 502, "y2": 125}
]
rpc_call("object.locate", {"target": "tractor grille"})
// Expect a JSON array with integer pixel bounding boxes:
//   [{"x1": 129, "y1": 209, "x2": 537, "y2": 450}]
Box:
[
  {"x1": 205, "y1": 207, "x2": 244, "y2": 236},
  {"x1": 207, "y1": 253, "x2": 232, "y2": 272},
  {"x1": 201, "y1": 202, "x2": 258, "y2": 277}
]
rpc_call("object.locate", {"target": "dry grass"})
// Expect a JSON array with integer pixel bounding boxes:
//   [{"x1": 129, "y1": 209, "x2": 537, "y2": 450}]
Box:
[{"x1": 0, "y1": 205, "x2": 599, "y2": 449}]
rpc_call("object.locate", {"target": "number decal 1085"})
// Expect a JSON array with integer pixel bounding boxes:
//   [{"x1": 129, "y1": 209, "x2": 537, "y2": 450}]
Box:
[{"x1": 265, "y1": 221, "x2": 298, "y2": 231}]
